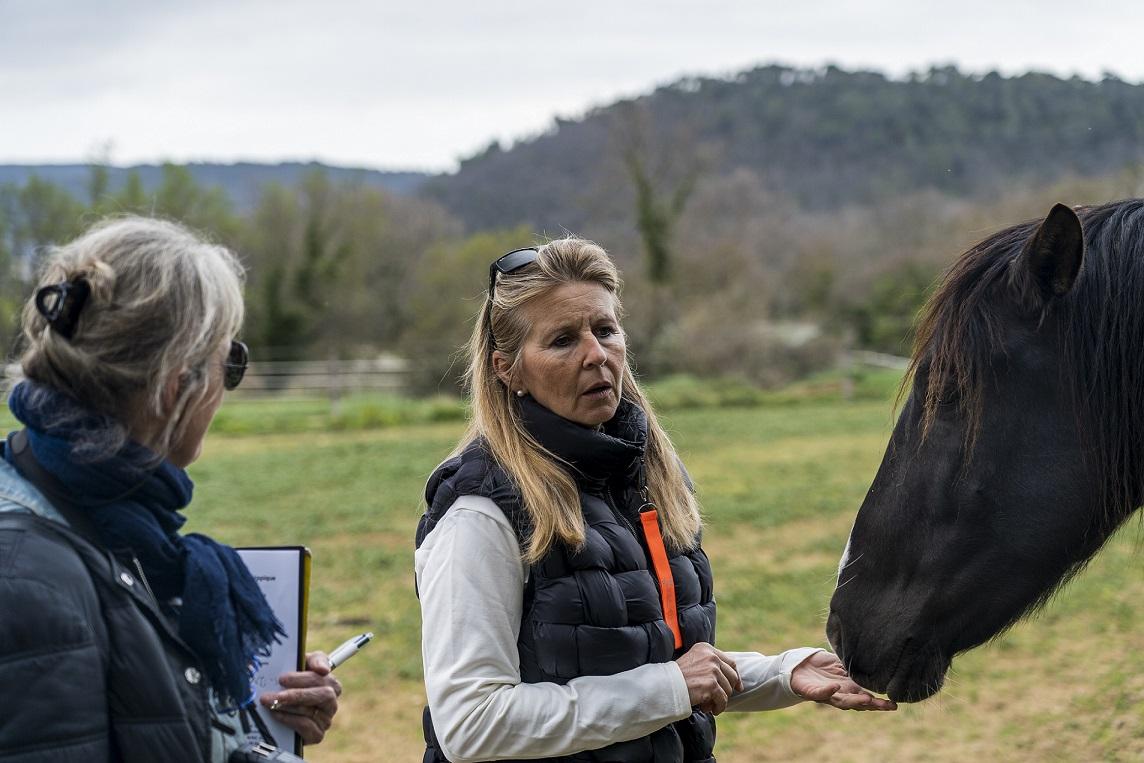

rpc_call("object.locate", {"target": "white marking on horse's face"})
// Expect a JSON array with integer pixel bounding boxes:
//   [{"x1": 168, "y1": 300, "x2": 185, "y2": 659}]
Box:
[{"x1": 837, "y1": 534, "x2": 853, "y2": 584}]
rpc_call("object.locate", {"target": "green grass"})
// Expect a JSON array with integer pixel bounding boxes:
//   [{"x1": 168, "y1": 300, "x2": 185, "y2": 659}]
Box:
[
  {"x1": 2, "y1": 369, "x2": 1133, "y2": 760},
  {"x1": 207, "y1": 393, "x2": 468, "y2": 435},
  {"x1": 197, "y1": 367, "x2": 907, "y2": 437},
  {"x1": 176, "y1": 383, "x2": 1144, "y2": 762}
]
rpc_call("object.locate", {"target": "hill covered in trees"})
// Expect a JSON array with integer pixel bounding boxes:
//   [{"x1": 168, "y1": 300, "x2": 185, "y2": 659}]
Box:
[{"x1": 423, "y1": 65, "x2": 1144, "y2": 231}]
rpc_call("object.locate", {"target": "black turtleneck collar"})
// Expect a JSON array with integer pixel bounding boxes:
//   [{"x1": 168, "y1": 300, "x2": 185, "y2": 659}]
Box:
[{"x1": 517, "y1": 395, "x2": 647, "y2": 490}]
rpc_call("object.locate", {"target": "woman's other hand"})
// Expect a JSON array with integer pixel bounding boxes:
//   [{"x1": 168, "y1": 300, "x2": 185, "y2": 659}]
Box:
[
  {"x1": 675, "y1": 642, "x2": 744, "y2": 715},
  {"x1": 258, "y1": 651, "x2": 344, "y2": 744},
  {"x1": 790, "y1": 651, "x2": 897, "y2": 711}
]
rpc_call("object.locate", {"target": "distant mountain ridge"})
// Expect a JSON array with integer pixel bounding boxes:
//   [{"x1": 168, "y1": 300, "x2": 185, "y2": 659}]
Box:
[
  {"x1": 421, "y1": 65, "x2": 1144, "y2": 231},
  {"x1": 4, "y1": 65, "x2": 1144, "y2": 234},
  {"x1": 0, "y1": 162, "x2": 429, "y2": 210}
]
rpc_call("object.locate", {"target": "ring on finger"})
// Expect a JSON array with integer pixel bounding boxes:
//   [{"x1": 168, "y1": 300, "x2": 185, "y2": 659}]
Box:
[{"x1": 270, "y1": 699, "x2": 280, "y2": 712}]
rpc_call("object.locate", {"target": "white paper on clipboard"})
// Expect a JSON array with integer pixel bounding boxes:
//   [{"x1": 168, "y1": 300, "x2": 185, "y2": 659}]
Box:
[{"x1": 236, "y1": 546, "x2": 310, "y2": 755}]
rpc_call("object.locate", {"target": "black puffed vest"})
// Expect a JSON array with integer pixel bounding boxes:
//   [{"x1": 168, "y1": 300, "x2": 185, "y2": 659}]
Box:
[{"x1": 416, "y1": 398, "x2": 717, "y2": 762}]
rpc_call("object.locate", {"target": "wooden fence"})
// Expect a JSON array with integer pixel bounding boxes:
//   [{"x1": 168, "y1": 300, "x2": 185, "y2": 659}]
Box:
[
  {"x1": 234, "y1": 356, "x2": 411, "y2": 399},
  {"x1": 5, "y1": 350, "x2": 907, "y2": 402}
]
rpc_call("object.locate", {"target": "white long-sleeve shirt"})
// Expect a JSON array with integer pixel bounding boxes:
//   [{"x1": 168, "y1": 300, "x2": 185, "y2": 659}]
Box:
[{"x1": 415, "y1": 495, "x2": 822, "y2": 763}]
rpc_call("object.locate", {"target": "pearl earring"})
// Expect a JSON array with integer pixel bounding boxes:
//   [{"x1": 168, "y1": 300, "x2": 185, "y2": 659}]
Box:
[{"x1": 516, "y1": 390, "x2": 525, "y2": 398}]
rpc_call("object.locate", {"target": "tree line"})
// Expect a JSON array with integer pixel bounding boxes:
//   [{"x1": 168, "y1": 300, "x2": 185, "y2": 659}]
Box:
[
  {"x1": 0, "y1": 164, "x2": 520, "y2": 392},
  {"x1": 3, "y1": 161, "x2": 1140, "y2": 395}
]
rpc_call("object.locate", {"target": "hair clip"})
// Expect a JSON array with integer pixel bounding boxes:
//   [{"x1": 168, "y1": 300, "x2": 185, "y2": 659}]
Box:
[{"x1": 35, "y1": 278, "x2": 91, "y2": 339}]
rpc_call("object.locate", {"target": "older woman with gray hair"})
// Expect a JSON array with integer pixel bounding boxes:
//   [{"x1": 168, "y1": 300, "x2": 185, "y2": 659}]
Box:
[{"x1": 0, "y1": 218, "x2": 339, "y2": 762}]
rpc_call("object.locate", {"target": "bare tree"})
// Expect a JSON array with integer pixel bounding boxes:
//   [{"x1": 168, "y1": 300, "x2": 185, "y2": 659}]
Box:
[{"x1": 611, "y1": 102, "x2": 704, "y2": 373}]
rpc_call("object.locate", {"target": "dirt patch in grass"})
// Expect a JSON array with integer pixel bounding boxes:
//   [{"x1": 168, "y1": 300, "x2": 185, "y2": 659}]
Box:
[{"x1": 307, "y1": 680, "x2": 428, "y2": 763}]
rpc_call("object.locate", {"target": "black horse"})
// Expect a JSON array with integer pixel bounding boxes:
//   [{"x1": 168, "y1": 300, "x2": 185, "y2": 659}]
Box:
[{"x1": 826, "y1": 199, "x2": 1144, "y2": 703}]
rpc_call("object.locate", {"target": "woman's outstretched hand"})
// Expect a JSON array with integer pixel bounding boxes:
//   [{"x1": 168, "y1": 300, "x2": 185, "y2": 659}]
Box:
[
  {"x1": 790, "y1": 651, "x2": 897, "y2": 711},
  {"x1": 676, "y1": 642, "x2": 744, "y2": 715}
]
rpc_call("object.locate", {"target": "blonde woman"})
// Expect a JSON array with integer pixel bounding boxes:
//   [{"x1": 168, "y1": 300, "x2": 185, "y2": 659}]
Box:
[
  {"x1": 415, "y1": 240, "x2": 894, "y2": 763},
  {"x1": 0, "y1": 218, "x2": 339, "y2": 762}
]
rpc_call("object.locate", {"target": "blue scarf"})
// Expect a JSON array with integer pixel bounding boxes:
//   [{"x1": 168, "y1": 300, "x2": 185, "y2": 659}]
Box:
[{"x1": 5, "y1": 381, "x2": 283, "y2": 707}]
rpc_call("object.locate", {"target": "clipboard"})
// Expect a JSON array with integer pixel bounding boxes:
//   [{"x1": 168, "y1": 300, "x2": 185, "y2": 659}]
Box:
[{"x1": 236, "y1": 546, "x2": 311, "y2": 755}]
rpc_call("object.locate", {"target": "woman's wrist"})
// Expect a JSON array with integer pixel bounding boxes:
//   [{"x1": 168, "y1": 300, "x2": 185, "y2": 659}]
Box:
[
  {"x1": 780, "y1": 647, "x2": 827, "y2": 699},
  {"x1": 662, "y1": 660, "x2": 693, "y2": 717}
]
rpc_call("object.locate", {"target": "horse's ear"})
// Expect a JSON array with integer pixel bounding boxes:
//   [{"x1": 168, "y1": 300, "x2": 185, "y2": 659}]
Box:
[{"x1": 1021, "y1": 203, "x2": 1084, "y2": 299}]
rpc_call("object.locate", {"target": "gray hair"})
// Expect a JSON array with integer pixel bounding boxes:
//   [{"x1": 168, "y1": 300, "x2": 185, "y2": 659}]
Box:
[{"x1": 16, "y1": 216, "x2": 245, "y2": 460}]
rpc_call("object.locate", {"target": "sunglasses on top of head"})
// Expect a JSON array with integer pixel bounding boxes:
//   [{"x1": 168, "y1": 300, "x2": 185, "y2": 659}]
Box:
[
  {"x1": 223, "y1": 340, "x2": 249, "y2": 391},
  {"x1": 485, "y1": 248, "x2": 540, "y2": 349},
  {"x1": 487, "y1": 247, "x2": 540, "y2": 299}
]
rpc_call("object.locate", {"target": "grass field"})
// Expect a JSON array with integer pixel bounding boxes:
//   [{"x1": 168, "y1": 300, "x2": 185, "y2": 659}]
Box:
[{"x1": 180, "y1": 381, "x2": 1144, "y2": 762}]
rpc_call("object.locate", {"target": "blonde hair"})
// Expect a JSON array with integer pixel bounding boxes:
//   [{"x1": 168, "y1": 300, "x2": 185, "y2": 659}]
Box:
[
  {"x1": 459, "y1": 236, "x2": 701, "y2": 563},
  {"x1": 16, "y1": 216, "x2": 245, "y2": 460}
]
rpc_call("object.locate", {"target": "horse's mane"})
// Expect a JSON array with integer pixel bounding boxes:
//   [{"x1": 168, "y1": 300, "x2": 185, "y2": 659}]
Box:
[{"x1": 909, "y1": 198, "x2": 1144, "y2": 538}]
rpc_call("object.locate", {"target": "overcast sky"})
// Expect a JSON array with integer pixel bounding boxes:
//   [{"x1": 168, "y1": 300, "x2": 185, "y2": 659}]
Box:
[{"x1": 2, "y1": 0, "x2": 1143, "y2": 172}]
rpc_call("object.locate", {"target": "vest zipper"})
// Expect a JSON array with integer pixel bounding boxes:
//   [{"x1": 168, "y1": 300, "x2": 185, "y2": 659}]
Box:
[
  {"x1": 602, "y1": 489, "x2": 637, "y2": 535},
  {"x1": 603, "y1": 456, "x2": 652, "y2": 536}
]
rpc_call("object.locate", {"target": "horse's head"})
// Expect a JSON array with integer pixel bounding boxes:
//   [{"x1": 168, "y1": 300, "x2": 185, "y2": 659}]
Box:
[{"x1": 827, "y1": 201, "x2": 1144, "y2": 703}]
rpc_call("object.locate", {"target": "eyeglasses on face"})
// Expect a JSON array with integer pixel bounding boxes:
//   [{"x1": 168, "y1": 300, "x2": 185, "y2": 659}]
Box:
[{"x1": 223, "y1": 340, "x2": 249, "y2": 391}]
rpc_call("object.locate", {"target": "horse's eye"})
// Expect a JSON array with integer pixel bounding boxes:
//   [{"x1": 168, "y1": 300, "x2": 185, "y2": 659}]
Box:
[
  {"x1": 933, "y1": 376, "x2": 962, "y2": 409},
  {"x1": 922, "y1": 370, "x2": 958, "y2": 407}
]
